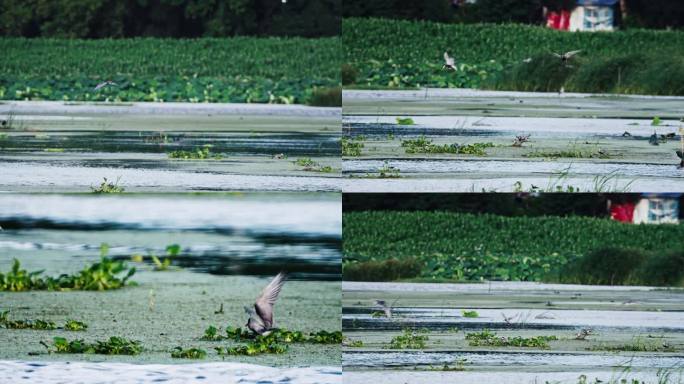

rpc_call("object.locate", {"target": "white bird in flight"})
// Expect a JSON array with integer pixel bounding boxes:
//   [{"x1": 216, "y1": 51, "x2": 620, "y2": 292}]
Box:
[
  {"x1": 550, "y1": 50, "x2": 581, "y2": 63},
  {"x1": 443, "y1": 52, "x2": 457, "y2": 71},
  {"x1": 245, "y1": 271, "x2": 287, "y2": 335},
  {"x1": 94, "y1": 80, "x2": 118, "y2": 91}
]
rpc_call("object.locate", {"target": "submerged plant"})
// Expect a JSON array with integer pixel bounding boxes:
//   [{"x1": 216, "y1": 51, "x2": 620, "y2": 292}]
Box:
[{"x1": 171, "y1": 347, "x2": 207, "y2": 359}]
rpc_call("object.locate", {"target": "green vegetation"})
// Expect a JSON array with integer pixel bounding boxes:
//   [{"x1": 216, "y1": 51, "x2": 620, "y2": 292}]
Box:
[
  {"x1": 64, "y1": 320, "x2": 88, "y2": 331},
  {"x1": 342, "y1": 136, "x2": 365, "y2": 156},
  {"x1": 0, "y1": 311, "x2": 56, "y2": 330},
  {"x1": 466, "y1": 330, "x2": 557, "y2": 348},
  {"x1": 344, "y1": 338, "x2": 364, "y2": 347},
  {"x1": 401, "y1": 136, "x2": 494, "y2": 155},
  {"x1": 567, "y1": 248, "x2": 684, "y2": 286},
  {"x1": 150, "y1": 244, "x2": 181, "y2": 271},
  {"x1": 396, "y1": 117, "x2": 414, "y2": 125},
  {"x1": 461, "y1": 310, "x2": 479, "y2": 318},
  {"x1": 203, "y1": 326, "x2": 341, "y2": 344},
  {"x1": 0, "y1": 245, "x2": 136, "y2": 291},
  {"x1": 588, "y1": 338, "x2": 675, "y2": 353},
  {"x1": 370, "y1": 161, "x2": 401, "y2": 178},
  {"x1": 0, "y1": 37, "x2": 340, "y2": 104},
  {"x1": 1, "y1": 311, "x2": 88, "y2": 331},
  {"x1": 388, "y1": 329, "x2": 428, "y2": 349},
  {"x1": 293, "y1": 158, "x2": 335, "y2": 173},
  {"x1": 523, "y1": 147, "x2": 611, "y2": 159},
  {"x1": 168, "y1": 145, "x2": 222, "y2": 160},
  {"x1": 44, "y1": 336, "x2": 142, "y2": 355},
  {"x1": 652, "y1": 117, "x2": 662, "y2": 126},
  {"x1": 205, "y1": 326, "x2": 341, "y2": 357},
  {"x1": 343, "y1": 18, "x2": 684, "y2": 95},
  {"x1": 90, "y1": 177, "x2": 124, "y2": 193},
  {"x1": 343, "y1": 257, "x2": 422, "y2": 281},
  {"x1": 343, "y1": 212, "x2": 684, "y2": 283},
  {"x1": 171, "y1": 347, "x2": 207, "y2": 359}
]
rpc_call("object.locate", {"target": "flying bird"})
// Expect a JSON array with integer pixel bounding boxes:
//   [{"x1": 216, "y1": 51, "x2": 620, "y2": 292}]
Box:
[
  {"x1": 443, "y1": 52, "x2": 457, "y2": 71},
  {"x1": 551, "y1": 50, "x2": 581, "y2": 63},
  {"x1": 245, "y1": 271, "x2": 287, "y2": 335},
  {"x1": 94, "y1": 80, "x2": 118, "y2": 91},
  {"x1": 374, "y1": 299, "x2": 398, "y2": 318}
]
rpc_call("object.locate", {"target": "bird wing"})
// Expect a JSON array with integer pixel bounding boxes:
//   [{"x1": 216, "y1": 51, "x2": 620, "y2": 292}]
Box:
[
  {"x1": 94, "y1": 82, "x2": 106, "y2": 91},
  {"x1": 550, "y1": 51, "x2": 562, "y2": 58},
  {"x1": 444, "y1": 52, "x2": 454, "y2": 66},
  {"x1": 254, "y1": 271, "x2": 287, "y2": 329},
  {"x1": 565, "y1": 50, "x2": 582, "y2": 57},
  {"x1": 110, "y1": 81, "x2": 119, "y2": 87}
]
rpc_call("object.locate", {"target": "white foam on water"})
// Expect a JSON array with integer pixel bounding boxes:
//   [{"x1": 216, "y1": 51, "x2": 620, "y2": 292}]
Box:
[{"x1": 0, "y1": 361, "x2": 341, "y2": 384}]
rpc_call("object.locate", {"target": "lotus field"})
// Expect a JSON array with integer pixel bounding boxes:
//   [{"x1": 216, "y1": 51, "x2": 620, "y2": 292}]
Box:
[{"x1": 0, "y1": 37, "x2": 341, "y2": 104}]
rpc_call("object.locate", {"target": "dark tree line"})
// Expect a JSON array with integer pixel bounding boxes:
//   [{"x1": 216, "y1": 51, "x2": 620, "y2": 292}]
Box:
[
  {"x1": 0, "y1": 0, "x2": 340, "y2": 38},
  {"x1": 344, "y1": 0, "x2": 684, "y2": 29}
]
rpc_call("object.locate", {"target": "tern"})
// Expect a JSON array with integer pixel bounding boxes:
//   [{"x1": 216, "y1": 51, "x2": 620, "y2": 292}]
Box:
[
  {"x1": 245, "y1": 271, "x2": 287, "y2": 335},
  {"x1": 374, "y1": 299, "x2": 398, "y2": 318},
  {"x1": 551, "y1": 50, "x2": 581, "y2": 63},
  {"x1": 443, "y1": 52, "x2": 457, "y2": 71},
  {"x1": 94, "y1": 80, "x2": 118, "y2": 91}
]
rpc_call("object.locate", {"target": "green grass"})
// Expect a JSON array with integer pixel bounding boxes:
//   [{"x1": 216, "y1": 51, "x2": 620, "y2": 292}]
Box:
[
  {"x1": 0, "y1": 36, "x2": 340, "y2": 104},
  {"x1": 461, "y1": 310, "x2": 479, "y2": 318},
  {"x1": 343, "y1": 211, "x2": 684, "y2": 283},
  {"x1": 343, "y1": 18, "x2": 684, "y2": 95}
]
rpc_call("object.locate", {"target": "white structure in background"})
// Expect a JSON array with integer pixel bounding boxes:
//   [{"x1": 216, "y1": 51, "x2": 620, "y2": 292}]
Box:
[
  {"x1": 569, "y1": 0, "x2": 617, "y2": 31},
  {"x1": 633, "y1": 194, "x2": 680, "y2": 224}
]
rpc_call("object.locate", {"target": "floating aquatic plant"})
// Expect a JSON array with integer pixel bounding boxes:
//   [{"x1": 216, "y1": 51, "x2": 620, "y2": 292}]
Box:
[
  {"x1": 388, "y1": 329, "x2": 428, "y2": 349},
  {"x1": 0, "y1": 255, "x2": 135, "y2": 292},
  {"x1": 396, "y1": 117, "x2": 414, "y2": 125},
  {"x1": 401, "y1": 136, "x2": 494, "y2": 155},
  {"x1": 150, "y1": 243, "x2": 181, "y2": 271},
  {"x1": 461, "y1": 310, "x2": 479, "y2": 318},
  {"x1": 465, "y1": 330, "x2": 557, "y2": 348},
  {"x1": 293, "y1": 157, "x2": 334, "y2": 172},
  {"x1": 215, "y1": 342, "x2": 288, "y2": 356},
  {"x1": 64, "y1": 320, "x2": 88, "y2": 331},
  {"x1": 342, "y1": 136, "x2": 365, "y2": 156},
  {"x1": 168, "y1": 145, "x2": 222, "y2": 160},
  {"x1": 44, "y1": 336, "x2": 142, "y2": 355},
  {"x1": 171, "y1": 347, "x2": 207, "y2": 359},
  {"x1": 0, "y1": 311, "x2": 56, "y2": 330},
  {"x1": 90, "y1": 177, "x2": 125, "y2": 193}
]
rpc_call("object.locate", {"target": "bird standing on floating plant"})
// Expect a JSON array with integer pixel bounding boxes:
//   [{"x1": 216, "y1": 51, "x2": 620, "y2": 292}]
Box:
[
  {"x1": 94, "y1": 80, "x2": 118, "y2": 91},
  {"x1": 551, "y1": 50, "x2": 581, "y2": 65},
  {"x1": 244, "y1": 271, "x2": 287, "y2": 335},
  {"x1": 443, "y1": 52, "x2": 457, "y2": 71},
  {"x1": 374, "y1": 299, "x2": 398, "y2": 319}
]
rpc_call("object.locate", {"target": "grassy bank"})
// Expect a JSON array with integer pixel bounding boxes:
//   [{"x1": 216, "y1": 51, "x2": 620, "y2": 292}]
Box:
[
  {"x1": 343, "y1": 211, "x2": 684, "y2": 285},
  {"x1": 0, "y1": 37, "x2": 341, "y2": 105},
  {"x1": 342, "y1": 18, "x2": 684, "y2": 95}
]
